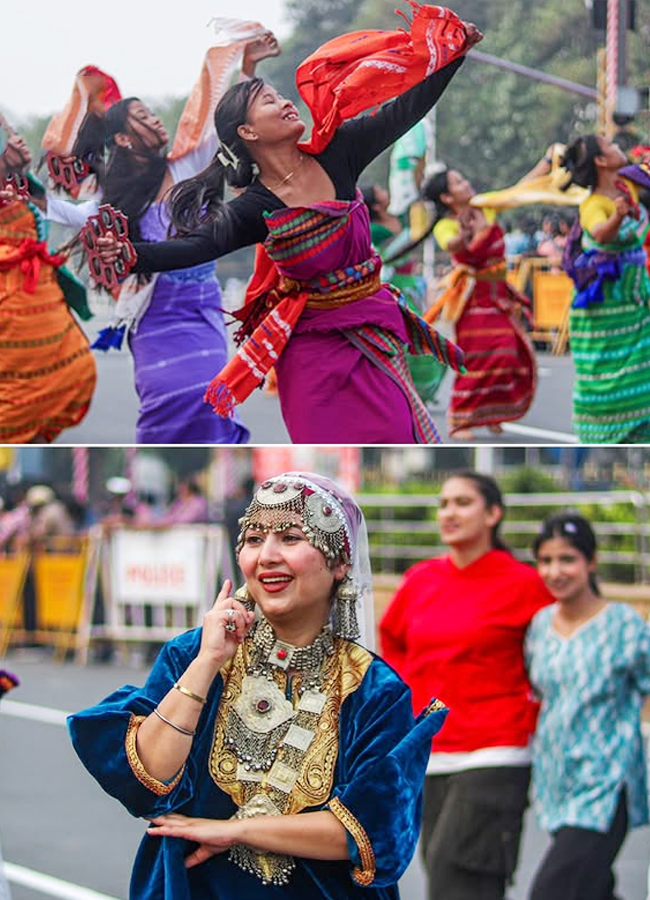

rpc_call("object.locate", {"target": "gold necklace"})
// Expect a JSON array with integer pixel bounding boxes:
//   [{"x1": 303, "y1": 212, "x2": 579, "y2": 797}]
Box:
[{"x1": 269, "y1": 153, "x2": 304, "y2": 190}]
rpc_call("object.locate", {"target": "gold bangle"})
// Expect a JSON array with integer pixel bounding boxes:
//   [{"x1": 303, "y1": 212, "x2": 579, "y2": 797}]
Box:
[{"x1": 173, "y1": 682, "x2": 207, "y2": 705}]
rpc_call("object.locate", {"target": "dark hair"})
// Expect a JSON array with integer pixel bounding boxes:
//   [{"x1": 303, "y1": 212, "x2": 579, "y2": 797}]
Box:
[
  {"x1": 71, "y1": 111, "x2": 108, "y2": 187},
  {"x1": 360, "y1": 184, "x2": 379, "y2": 220},
  {"x1": 103, "y1": 98, "x2": 168, "y2": 244},
  {"x1": 168, "y1": 78, "x2": 265, "y2": 236},
  {"x1": 560, "y1": 134, "x2": 602, "y2": 190},
  {"x1": 532, "y1": 513, "x2": 600, "y2": 595},
  {"x1": 421, "y1": 169, "x2": 451, "y2": 222},
  {"x1": 443, "y1": 470, "x2": 508, "y2": 551}
]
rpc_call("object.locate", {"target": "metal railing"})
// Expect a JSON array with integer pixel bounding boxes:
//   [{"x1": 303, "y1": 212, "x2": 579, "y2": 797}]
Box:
[{"x1": 359, "y1": 490, "x2": 650, "y2": 582}]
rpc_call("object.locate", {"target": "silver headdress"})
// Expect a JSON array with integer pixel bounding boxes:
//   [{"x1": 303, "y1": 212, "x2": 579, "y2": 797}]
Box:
[{"x1": 236, "y1": 472, "x2": 374, "y2": 648}]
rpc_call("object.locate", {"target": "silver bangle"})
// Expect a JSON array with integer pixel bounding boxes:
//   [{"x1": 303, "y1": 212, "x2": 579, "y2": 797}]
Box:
[{"x1": 153, "y1": 706, "x2": 196, "y2": 737}]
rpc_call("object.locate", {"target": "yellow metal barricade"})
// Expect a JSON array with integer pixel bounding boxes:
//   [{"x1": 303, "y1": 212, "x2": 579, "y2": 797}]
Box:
[
  {"x1": 531, "y1": 269, "x2": 574, "y2": 354},
  {"x1": 0, "y1": 552, "x2": 29, "y2": 657},
  {"x1": 32, "y1": 534, "x2": 99, "y2": 661}
]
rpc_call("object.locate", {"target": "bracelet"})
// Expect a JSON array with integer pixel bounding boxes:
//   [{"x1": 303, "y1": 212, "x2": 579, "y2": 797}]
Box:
[
  {"x1": 173, "y1": 682, "x2": 207, "y2": 705},
  {"x1": 153, "y1": 707, "x2": 196, "y2": 737}
]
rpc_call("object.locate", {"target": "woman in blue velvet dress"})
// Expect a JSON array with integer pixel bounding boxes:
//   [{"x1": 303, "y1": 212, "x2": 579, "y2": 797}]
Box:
[{"x1": 68, "y1": 472, "x2": 447, "y2": 900}]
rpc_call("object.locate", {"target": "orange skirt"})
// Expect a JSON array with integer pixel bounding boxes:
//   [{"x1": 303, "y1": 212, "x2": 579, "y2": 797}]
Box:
[{"x1": 0, "y1": 263, "x2": 96, "y2": 442}]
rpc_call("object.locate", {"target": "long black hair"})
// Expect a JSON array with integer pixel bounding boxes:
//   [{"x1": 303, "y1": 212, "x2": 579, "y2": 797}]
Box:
[
  {"x1": 421, "y1": 169, "x2": 452, "y2": 222},
  {"x1": 532, "y1": 513, "x2": 600, "y2": 595},
  {"x1": 443, "y1": 470, "x2": 509, "y2": 552},
  {"x1": 103, "y1": 98, "x2": 168, "y2": 244},
  {"x1": 560, "y1": 134, "x2": 602, "y2": 191},
  {"x1": 360, "y1": 184, "x2": 380, "y2": 221},
  {"x1": 71, "y1": 111, "x2": 108, "y2": 188},
  {"x1": 168, "y1": 78, "x2": 265, "y2": 236}
]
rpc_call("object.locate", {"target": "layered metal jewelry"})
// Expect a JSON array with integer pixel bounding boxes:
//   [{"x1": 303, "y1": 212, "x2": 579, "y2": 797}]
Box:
[
  {"x1": 221, "y1": 617, "x2": 337, "y2": 884},
  {"x1": 235, "y1": 477, "x2": 352, "y2": 565}
]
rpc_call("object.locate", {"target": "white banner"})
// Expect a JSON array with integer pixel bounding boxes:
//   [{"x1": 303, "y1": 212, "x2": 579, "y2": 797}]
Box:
[{"x1": 110, "y1": 529, "x2": 207, "y2": 604}]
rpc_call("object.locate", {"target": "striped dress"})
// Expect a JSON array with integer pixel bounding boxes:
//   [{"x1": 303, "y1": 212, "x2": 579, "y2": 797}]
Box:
[
  {"x1": 570, "y1": 203, "x2": 650, "y2": 443},
  {"x1": 431, "y1": 220, "x2": 536, "y2": 434},
  {"x1": 0, "y1": 197, "x2": 96, "y2": 442}
]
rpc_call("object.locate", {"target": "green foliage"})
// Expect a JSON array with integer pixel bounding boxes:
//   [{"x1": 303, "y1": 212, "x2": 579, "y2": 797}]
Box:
[{"x1": 499, "y1": 467, "x2": 562, "y2": 494}]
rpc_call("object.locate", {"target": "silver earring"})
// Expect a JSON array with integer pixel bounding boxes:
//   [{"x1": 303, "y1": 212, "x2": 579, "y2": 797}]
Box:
[{"x1": 333, "y1": 576, "x2": 359, "y2": 641}]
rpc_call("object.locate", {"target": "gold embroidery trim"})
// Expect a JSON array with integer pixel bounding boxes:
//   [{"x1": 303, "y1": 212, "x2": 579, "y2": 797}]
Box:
[
  {"x1": 125, "y1": 713, "x2": 185, "y2": 796},
  {"x1": 329, "y1": 795, "x2": 376, "y2": 886},
  {"x1": 424, "y1": 698, "x2": 447, "y2": 715}
]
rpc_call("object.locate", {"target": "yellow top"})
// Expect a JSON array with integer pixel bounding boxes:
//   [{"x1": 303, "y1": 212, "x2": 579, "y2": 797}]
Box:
[
  {"x1": 433, "y1": 209, "x2": 497, "y2": 252},
  {"x1": 579, "y1": 180, "x2": 640, "y2": 233}
]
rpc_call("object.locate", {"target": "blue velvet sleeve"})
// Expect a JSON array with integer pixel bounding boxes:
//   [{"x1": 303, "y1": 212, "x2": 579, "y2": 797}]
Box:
[
  {"x1": 329, "y1": 657, "x2": 447, "y2": 888},
  {"x1": 67, "y1": 630, "x2": 219, "y2": 819}
]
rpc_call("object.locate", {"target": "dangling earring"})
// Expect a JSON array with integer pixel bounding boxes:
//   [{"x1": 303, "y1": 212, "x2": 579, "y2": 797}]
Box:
[
  {"x1": 234, "y1": 584, "x2": 255, "y2": 612},
  {"x1": 333, "y1": 575, "x2": 359, "y2": 641}
]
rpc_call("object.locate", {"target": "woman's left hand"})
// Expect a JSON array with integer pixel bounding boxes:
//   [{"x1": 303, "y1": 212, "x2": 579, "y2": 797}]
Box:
[
  {"x1": 243, "y1": 31, "x2": 281, "y2": 67},
  {"x1": 147, "y1": 814, "x2": 239, "y2": 868}
]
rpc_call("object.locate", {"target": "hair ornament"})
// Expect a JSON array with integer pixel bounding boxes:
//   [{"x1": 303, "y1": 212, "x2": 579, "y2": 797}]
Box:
[
  {"x1": 217, "y1": 143, "x2": 239, "y2": 170},
  {"x1": 563, "y1": 521, "x2": 578, "y2": 534}
]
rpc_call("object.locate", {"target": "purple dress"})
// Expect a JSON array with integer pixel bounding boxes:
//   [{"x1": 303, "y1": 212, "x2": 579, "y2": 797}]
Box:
[{"x1": 131, "y1": 204, "x2": 249, "y2": 444}]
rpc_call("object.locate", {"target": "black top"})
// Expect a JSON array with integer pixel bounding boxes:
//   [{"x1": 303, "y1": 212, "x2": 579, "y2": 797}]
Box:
[{"x1": 133, "y1": 57, "x2": 464, "y2": 273}]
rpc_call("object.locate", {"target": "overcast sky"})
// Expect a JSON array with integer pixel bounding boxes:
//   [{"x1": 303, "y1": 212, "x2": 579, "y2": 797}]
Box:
[{"x1": 1, "y1": 0, "x2": 291, "y2": 121}]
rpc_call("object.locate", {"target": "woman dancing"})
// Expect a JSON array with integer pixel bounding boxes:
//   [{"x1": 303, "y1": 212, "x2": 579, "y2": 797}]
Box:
[
  {"x1": 49, "y1": 27, "x2": 280, "y2": 443},
  {"x1": 69, "y1": 471, "x2": 449, "y2": 899},
  {"x1": 559, "y1": 134, "x2": 650, "y2": 443},
  {"x1": 422, "y1": 166, "x2": 540, "y2": 440},
  {"x1": 97, "y1": 5, "x2": 481, "y2": 444},
  {"x1": 526, "y1": 513, "x2": 650, "y2": 900},
  {"x1": 0, "y1": 117, "x2": 96, "y2": 443}
]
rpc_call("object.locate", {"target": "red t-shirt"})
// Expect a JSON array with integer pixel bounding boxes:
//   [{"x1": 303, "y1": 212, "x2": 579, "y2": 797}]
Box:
[{"x1": 380, "y1": 549, "x2": 553, "y2": 753}]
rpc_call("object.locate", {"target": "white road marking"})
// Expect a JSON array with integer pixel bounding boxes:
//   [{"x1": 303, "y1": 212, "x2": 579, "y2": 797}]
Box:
[
  {"x1": 4, "y1": 863, "x2": 123, "y2": 900},
  {"x1": 501, "y1": 423, "x2": 578, "y2": 443},
  {"x1": 1, "y1": 700, "x2": 70, "y2": 726}
]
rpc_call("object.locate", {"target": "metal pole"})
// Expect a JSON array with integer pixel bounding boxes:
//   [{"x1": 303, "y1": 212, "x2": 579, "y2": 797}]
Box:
[
  {"x1": 467, "y1": 49, "x2": 599, "y2": 100},
  {"x1": 606, "y1": 0, "x2": 620, "y2": 136}
]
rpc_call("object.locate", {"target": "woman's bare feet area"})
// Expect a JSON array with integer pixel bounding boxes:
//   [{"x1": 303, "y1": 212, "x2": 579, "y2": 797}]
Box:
[{"x1": 450, "y1": 428, "x2": 476, "y2": 441}]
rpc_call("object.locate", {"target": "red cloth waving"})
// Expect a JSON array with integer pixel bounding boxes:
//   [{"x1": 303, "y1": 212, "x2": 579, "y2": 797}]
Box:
[{"x1": 297, "y1": 2, "x2": 468, "y2": 154}]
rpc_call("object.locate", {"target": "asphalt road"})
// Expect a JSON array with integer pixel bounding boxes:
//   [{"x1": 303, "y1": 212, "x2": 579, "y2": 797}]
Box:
[
  {"x1": 58, "y1": 300, "x2": 575, "y2": 446},
  {"x1": 1, "y1": 651, "x2": 648, "y2": 900}
]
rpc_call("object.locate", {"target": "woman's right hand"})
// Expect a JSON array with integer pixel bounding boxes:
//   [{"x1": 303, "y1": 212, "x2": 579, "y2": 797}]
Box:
[
  {"x1": 96, "y1": 233, "x2": 120, "y2": 264},
  {"x1": 462, "y1": 22, "x2": 484, "y2": 50},
  {"x1": 198, "y1": 579, "x2": 255, "y2": 665}
]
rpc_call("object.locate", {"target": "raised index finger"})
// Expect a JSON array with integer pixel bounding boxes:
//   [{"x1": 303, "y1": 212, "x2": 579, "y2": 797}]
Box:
[{"x1": 212, "y1": 579, "x2": 233, "y2": 608}]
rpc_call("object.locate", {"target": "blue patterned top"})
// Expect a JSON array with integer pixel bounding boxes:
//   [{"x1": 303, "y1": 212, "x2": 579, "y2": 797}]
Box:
[{"x1": 525, "y1": 602, "x2": 650, "y2": 833}]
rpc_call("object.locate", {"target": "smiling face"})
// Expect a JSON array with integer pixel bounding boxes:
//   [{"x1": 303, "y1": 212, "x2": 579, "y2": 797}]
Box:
[
  {"x1": 441, "y1": 169, "x2": 475, "y2": 207},
  {"x1": 595, "y1": 135, "x2": 628, "y2": 171},
  {"x1": 238, "y1": 517, "x2": 347, "y2": 633},
  {"x1": 123, "y1": 100, "x2": 169, "y2": 154},
  {"x1": 237, "y1": 83, "x2": 305, "y2": 149},
  {"x1": 535, "y1": 535, "x2": 596, "y2": 605},
  {"x1": 437, "y1": 476, "x2": 502, "y2": 552}
]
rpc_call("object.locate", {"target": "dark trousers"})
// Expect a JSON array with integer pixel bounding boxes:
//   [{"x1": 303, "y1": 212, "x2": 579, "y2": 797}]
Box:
[
  {"x1": 421, "y1": 766, "x2": 531, "y2": 900},
  {"x1": 529, "y1": 791, "x2": 628, "y2": 900}
]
